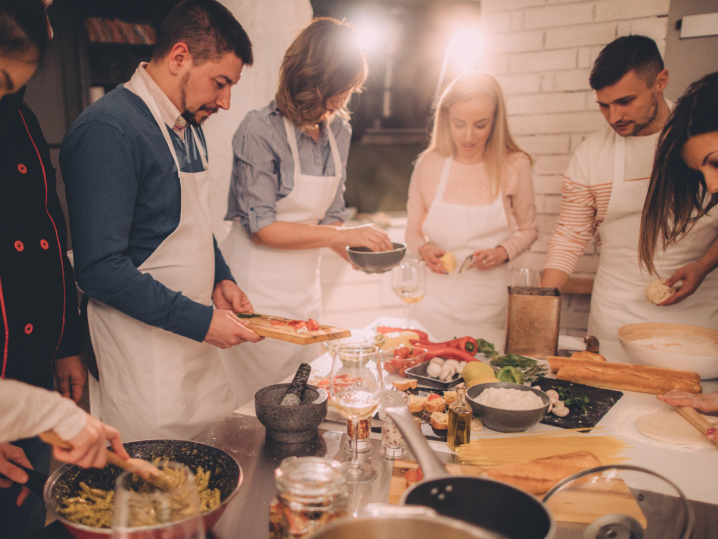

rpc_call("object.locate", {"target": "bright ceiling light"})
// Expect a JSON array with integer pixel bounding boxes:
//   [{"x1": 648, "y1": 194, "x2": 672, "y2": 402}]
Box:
[{"x1": 434, "y1": 28, "x2": 483, "y2": 102}]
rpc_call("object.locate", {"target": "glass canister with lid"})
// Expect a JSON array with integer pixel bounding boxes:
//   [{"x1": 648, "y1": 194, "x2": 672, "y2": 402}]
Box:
[{"x1": 269, "y1": 457, "x2": 348, "y2": 539}]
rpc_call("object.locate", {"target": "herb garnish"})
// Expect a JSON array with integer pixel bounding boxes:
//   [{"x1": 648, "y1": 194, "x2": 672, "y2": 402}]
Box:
[{"x1": 554, "y1": 386, "x2": 590, "y2": 414}]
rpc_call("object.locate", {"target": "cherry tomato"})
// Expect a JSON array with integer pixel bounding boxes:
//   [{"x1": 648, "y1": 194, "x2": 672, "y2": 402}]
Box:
[
  {"x1": 398, "y1": 366, "x2": 407, "y2": 377},
  {"x1": 384, "y1": 363, "x2": 397, "y2": 374},
  {"x1": 427, "y1": 394, "x2": 442, "y2": 401},
  {"x1": 394, "y1": 346, "x2": 410, "y2": 359},
  {"x1": 391, "y1": 358, "x2": 404, "y2": 370}
]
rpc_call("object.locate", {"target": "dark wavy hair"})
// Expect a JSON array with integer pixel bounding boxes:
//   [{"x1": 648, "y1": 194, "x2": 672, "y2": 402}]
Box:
[
  {"x1": 275, "y1": 18, "x2": 367, "y2": 128},
  {"x1": 639, "y1": 72, "x2": 718, "y2": 273},
  {"x1": 152, "y1": 0, "x2": 253, "y2": 66},
  {"x1": 0, "y1": 0, "x2": 49, "y2": 60}
]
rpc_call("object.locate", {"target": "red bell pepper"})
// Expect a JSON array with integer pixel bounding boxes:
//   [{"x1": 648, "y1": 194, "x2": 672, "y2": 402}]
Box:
[
  {"x1": 376, "y1": 326, "x2": 430, "y2": 341},
  {"x1": 410, "y1": 336, "x2": 478, "y2": 355},
  {"x1": 423, "y1": 347, "x2": 478, "y2": 363}
]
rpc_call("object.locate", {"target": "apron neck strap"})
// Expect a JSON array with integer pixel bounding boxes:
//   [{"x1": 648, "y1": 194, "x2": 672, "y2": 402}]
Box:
[
  {"x1": 436, "y1": 157, "x2": 453, "y2": 202},
  {"x1": 613, "y1": 133, "x2": 626, "y2": 184},
  {"x1": 283, "y1": 117, "x2": 342, "y2": 179}
]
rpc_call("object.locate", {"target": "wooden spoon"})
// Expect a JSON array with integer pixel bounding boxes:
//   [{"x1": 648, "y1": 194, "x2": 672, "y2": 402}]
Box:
[{"x1": 39, "y1": 430, "x2": 176, "y2": 490}]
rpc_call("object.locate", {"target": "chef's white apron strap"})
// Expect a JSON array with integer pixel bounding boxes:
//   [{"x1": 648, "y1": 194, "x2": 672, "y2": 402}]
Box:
[
  {"x1": 436, "y1": 157, "x2": 453, "y2": 202},
  {"x1": 613, "y1": 133, "x2": 625, "y2": 184}
]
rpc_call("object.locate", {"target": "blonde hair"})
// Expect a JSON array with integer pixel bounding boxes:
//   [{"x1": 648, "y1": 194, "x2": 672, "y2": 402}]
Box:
[
  {"x1": 276, "y1": 18, "x2": 368, "y2": 128},
  {"x1": 421, "y1": 71, "x2": 530, "y2": 199}
]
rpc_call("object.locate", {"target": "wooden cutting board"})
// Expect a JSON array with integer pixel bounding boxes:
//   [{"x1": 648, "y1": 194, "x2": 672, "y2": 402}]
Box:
[
  {"x1": 389, "y1": 459, "x2": 646, "y2": 527},
  {"x1": 235, "y1": 313, "x2": 351, "y2": 344}
]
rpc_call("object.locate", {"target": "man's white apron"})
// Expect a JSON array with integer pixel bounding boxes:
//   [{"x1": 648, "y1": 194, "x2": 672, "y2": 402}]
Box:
[
  {"x1": 219, "y1": 118, "x2": 342, "y2": 406},
  {"x1": 87, "y1": 77, "x2": 236, "y2": 441},
  {"x1": 414, "y1": 157, "x2": 512, "y2": 340},
  {"x1": 588, "y1": 133, "x2": 718, "y2": 340}
]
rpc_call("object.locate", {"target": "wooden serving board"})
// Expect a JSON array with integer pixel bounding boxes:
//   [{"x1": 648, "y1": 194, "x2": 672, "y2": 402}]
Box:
[
  {"x1": 389, "y1": 459, "x2": 646, "y2": 527},
  {"x1": 236, "y1": 313, "x2": 351, "y2": 345}
]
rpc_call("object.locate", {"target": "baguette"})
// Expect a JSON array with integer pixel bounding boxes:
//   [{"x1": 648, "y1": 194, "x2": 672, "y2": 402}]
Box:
[
  {"x1": 485, "y1": 451, "x2": 601, "y2": 495},
  {"x1": 556, "y1": 365, "x2": 702, "y2": 394},
  {"x1": 571, "y1": 351, "x2": 607, "y2": 362},
  {"x1": 548, "y1": 356, "x2": 701, "y2": 383}
]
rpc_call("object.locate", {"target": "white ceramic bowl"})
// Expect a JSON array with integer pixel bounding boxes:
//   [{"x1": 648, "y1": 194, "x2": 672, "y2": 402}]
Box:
[{"x1": 617, "y1": 323, "x2": 718, "y2": 380}]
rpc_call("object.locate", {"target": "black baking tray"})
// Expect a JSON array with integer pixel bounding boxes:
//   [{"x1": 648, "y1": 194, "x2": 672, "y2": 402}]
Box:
[
  {"x1": 533, "y1": 378, "x2": 623, "y2": 429},
  {"x1": 404, "y1": 361, "x2": 463, "y2": 389}
]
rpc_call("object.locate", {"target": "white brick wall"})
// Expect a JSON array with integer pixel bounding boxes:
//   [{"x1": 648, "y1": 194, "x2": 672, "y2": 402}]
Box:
[{"x1": 480, "y1": 0, "x2": 669, "y2": 333}]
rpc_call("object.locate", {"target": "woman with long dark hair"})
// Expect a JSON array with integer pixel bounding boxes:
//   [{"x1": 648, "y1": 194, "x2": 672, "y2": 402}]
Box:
[{"x1": 639, "y1": 72, "x2": 718, "y2": 305}]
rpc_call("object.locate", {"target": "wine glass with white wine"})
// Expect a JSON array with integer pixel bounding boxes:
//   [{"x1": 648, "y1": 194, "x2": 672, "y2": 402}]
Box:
[
  {"x1": 328, "y1": 343, "x2": 382, "y2": 484},
  {"x1": 392, "y1": 258, "x2": 426, "y2": 329}
]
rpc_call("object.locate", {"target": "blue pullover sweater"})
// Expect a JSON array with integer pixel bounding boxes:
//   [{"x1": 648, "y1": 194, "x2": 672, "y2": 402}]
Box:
[{"x1": 61, "y1": 85, "x2": 233, "y2": 342}]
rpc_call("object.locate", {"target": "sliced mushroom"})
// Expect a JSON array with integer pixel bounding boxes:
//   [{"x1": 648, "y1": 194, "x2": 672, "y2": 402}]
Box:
[{"x1": 545, "y1": 390, "x2": 560, "y2": 406}]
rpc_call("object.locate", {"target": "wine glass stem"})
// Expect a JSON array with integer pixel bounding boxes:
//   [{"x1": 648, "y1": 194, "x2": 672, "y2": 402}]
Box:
[
  {"x1": 351, "y1": 419, "x2": 360, "y2": 469},
  {"x1": 407, "y1": 303, "x2": 414, "y2": 329}
]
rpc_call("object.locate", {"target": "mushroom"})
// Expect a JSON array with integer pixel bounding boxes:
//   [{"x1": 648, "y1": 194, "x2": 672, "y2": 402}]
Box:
[
  {"x1": 426, "y1": 362, "x2": 443, "y2": 379},
  {"x1": 429, "y1": 357, "x2": 445, "y2": 368},
  {"x1": 552, "y1": 401, "x2": 569, "y2": 417},
  {"x1": 440, "y1": 363, "x2": 457, "y2": 381},
  {"x1": 444, "y1": 359, "x2": 460, "y2": 368},
  {"x1": 456, "y1": 361, "x2": 467, "y2": 374},
  {"x1": 545, "y1": 390, "x2": 560, "y2": 406},
  {"x1": 547, "y1": 401, "x2": 553, "y2": 413}
]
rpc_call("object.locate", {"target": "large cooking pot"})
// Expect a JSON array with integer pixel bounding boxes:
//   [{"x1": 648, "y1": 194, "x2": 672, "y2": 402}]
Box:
[
  {"x1": 307, "y1": 505, "x2": 501, "y2": 539},
  {"x1": 43, "y1": 440, "x2": 242, "y2": 539},
  {"x1": 379, "y1": 390, "x2": 554, "y2": 539}
]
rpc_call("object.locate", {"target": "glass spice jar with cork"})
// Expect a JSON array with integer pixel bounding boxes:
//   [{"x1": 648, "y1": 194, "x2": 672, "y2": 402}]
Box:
[
  {"x1": 269, "y1": 457, "x2": 348, "y2": 539},
  {"x1": 447, "y1": 387, "x2": 472, "y2": 451}
]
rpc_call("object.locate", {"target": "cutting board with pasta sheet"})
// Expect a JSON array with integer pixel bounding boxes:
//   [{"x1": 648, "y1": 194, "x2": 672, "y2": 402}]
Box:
[
  {"x1": 535, "y1": 378, "x2": 623, "y2": 429},
  {"x1": 234, "y1": 313, "x2": 351, "y2": 344}
]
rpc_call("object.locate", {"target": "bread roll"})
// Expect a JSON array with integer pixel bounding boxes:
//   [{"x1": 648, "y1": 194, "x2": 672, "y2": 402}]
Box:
[
  {"x1": 443, "y1": 391, "x2": 458, "y2": 405},
  {"x1": 548, "y1": 356, "x2": 701, "y2": 383},
  {"x1": 645, "y1": 279, "x2": 676, "y2": 305},
  {"x1": 430, "y1": 412, "x2": 449, "y2": 430},
  {"x1": 556, "y1": 364, "x2": 702, "y2": 394},
  {"x1": 425, "y1": 396, "x2": 447, "y2": 413},
  {"x1": 408, "y1": 396, "x2": 426, "y2": 413},
  {"x1": 393, "y1": 379, "x2": 417, "y2": 391},
  {"x1": 486, "y1": 451, "x2": 600, "y2": 495}
]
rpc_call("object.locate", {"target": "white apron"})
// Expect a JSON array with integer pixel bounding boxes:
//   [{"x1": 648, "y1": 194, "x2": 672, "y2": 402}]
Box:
[
  {"x1": 588, "y1": 134, "x2": 718, "y2": 340},
  {"x1": 219, "y1": 118, "x2": 343, "y2": 406},
  {"x1": 414, "y1": 157, "x2": 512, "y2": 340},
  {"x1": 87, "y1": 77, "x2": 236, "y2": 442}
]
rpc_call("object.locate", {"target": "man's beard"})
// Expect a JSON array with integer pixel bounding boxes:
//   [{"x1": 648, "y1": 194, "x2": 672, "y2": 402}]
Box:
[
  {"x1": 179, "y1": 73, "x2": 218, "y2": 127},
  {"x1": 614, "y1": 94, "x2": 659, "y2": 136}
]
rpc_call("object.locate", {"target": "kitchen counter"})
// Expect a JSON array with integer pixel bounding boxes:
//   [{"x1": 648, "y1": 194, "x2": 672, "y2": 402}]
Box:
[{"x1": 35, "y1": 317, "x2": 718, "y2": 539}]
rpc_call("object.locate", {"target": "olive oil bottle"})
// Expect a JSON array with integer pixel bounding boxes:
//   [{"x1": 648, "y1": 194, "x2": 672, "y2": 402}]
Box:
[{"x1": 447, "y1": 388, "x2": 472, "y2": 451}]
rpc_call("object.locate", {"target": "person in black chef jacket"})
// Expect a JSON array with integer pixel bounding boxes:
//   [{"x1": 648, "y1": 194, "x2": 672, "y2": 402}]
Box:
[{"x1": 0, "y1": 1, "x2": 85, "y2": 535}]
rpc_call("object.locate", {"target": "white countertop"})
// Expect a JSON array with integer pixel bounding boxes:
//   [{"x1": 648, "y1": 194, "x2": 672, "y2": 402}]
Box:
[{"x1": 235, "y1": 316, "x2": 718, "y2": 504}]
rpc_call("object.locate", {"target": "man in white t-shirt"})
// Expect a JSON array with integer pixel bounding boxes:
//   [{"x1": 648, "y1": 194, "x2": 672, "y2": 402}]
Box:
[{"x1": 541, "y1": 36, "x2": 718, "y2": 340}]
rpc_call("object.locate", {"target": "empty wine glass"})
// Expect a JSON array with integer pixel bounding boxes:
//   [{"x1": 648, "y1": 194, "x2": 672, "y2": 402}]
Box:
[
  {"x1": 510, "y1": 267, "x2": 541, "y2": 287},
  {"x1": 328, "y1": 343, "x2": 382, "y2": 484},
  {"x1": 111, "y1": 462, "x2": 205, "y2": 539},
  {"x1": 392, "y1": 259, "x2": 426, "y2": 329}
]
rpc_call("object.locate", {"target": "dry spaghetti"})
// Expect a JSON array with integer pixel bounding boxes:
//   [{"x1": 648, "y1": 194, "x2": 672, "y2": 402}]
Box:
[{"x1": 456, "y1": 427, "x2": 631, "y2": 468}]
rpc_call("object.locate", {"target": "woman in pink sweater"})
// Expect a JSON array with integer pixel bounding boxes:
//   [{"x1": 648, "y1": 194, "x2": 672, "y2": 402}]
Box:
[{"x1": 406, "y1": 72, "x2": 538, "y2": 337}]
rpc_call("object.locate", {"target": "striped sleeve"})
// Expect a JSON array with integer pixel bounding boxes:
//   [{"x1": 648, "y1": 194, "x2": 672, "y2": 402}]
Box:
[{"x1": 544, "y1": 177, "x2": 611, "y2": 274}]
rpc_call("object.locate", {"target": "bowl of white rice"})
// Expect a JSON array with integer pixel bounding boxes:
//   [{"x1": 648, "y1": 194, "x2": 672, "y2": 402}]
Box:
[
  {"x1": 465, "y1": 383, "x2": 550, "y2": 433},
  {"x1": 618, "y1": 323, "x2": 718, "y2": 380}
]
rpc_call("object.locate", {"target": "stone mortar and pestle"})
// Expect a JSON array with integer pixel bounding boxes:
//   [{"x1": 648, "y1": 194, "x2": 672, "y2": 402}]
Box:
[{"x1": 255, "y1": 363, "x2": 328, "y2": 443}]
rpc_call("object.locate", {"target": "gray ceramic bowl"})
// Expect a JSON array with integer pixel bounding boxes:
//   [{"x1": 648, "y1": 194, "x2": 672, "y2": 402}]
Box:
[
  {"x1": 255, "y1": 384, "x2": 328, "y2": 443},
  {"x1": 346, "y1": 242, "x2": 407, "y2": 274},
  {"x1": 466, "y1": 382, "x2": 550, "y2": 433}
]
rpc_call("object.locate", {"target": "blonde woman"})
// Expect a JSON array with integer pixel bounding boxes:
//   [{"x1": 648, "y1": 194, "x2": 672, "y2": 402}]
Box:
[
  {"x1": 406, "y1": 72, "x2": 538, "y2": 337},
  {"x1": 220, "y1": 18, "x2": 392, "y2": 405}
]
